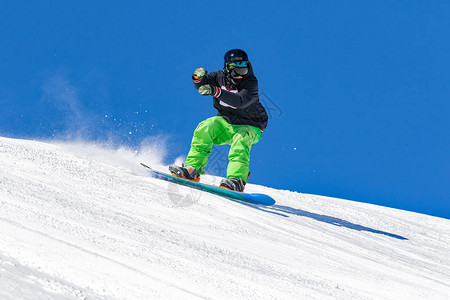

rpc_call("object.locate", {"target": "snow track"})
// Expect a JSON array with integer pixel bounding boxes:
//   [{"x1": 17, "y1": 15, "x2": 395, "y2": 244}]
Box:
[{"x1": 0, "y1": 137, "x2": 449, "y2": 299}]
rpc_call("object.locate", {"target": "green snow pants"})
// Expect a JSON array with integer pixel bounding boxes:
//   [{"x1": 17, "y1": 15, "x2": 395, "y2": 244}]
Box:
[{"x1": 185, "y1": 116, "x2": 262, "y2": 182}]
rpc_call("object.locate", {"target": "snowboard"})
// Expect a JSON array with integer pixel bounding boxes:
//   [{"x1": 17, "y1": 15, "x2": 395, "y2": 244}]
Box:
[{"x1": 140, "y1": 163, "x2": 276, "y2": 206}]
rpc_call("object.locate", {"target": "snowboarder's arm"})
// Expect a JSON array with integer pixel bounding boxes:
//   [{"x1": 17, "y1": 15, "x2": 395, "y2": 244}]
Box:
[
  {"x1": 215, "y1": 78, "x2": 259, "y2": 109},
  {"x1": 192, "y1": 68, "x2": 219, "y2": 90}
]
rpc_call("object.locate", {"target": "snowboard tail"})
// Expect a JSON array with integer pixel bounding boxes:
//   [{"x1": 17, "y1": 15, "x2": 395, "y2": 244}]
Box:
[{"x1": 141, "y1": 163, "x2": 275, "y2": 206}]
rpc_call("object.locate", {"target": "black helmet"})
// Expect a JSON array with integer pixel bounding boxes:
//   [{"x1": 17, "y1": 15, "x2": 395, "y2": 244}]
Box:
[
  {"x1": 224, "y1": 49, "x2": 248, "y2": 66},
  {"x1": 224, "y1": 49, "x2": 250, "y2": 82}
]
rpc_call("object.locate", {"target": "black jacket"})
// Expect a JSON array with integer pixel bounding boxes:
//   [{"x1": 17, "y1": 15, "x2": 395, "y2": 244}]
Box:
[{"x1": 193, "y1": 63, "x2": 268, "y2": 129}]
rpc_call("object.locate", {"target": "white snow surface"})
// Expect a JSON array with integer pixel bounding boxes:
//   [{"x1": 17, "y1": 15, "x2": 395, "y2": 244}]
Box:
[{"x1": 0, "y1": 136, "x2": 449, "y2": 300}]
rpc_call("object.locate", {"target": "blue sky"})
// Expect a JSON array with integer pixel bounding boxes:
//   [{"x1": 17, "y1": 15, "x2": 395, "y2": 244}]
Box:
[{"x1": 1, "y1": 1, "x2": 449, "y2": 219}]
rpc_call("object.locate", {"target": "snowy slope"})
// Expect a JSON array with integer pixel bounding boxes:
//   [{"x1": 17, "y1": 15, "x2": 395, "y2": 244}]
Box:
[{"x1": 0, "y1": 136, "x2": 449, "y2": 300}]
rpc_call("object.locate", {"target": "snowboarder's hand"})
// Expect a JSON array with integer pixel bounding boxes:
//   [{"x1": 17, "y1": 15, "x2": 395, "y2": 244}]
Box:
[
  {"x1": 198, "y1": 84, "x2": 219, "y2": 96},
  {"x1": 192, "y1": 68, "x2": 207, "y2": 80}
]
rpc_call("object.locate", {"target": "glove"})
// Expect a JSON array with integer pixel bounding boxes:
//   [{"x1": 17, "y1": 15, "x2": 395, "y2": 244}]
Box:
[
  {"x1": 198, "y1": 84, "x2": 214, "y2": 95},
  {"x1": 198, "y1": 84, "x2": 221, "y2": 97},
  {"x1": 192, "y1": 68, "x2": 207, "y2": 81}
]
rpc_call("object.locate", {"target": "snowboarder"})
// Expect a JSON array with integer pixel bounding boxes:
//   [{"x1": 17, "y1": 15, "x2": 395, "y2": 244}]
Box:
[{"x1": 169, "y1": 49, "x2": 268, "y2": 192}]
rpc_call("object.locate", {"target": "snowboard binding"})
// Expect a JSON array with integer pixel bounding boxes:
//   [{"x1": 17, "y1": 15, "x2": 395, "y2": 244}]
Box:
[{"x1": 169, "y1": 164, "x2": 201, "y2": 182}]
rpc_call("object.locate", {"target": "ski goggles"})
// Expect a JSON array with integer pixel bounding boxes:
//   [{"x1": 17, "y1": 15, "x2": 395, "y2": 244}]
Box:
[
  {"x1": 226, "y1": 61, "x2": 248, "y2": 69},
  {"x1": 226, "y1": 61, "x2": 249, "y2": 77},
  {"x1": 230, "y1": 67, "x2": 248, "y2": 77}
]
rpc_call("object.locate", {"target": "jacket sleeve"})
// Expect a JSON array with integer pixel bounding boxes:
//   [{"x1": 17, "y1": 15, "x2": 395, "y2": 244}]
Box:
[
  {"x1": 193, "y1": 71, "x2": 220, "y2": 90},
  {"x1": 215, "y1": 77, "x2": 259, "y2": 109}
]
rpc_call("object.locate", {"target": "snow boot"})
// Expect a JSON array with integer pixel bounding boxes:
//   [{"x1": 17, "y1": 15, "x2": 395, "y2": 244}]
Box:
[
  {"x1": 169, "y1": 164, "x2": 200, "y2": 182},
  {"x1": 219, "y1": 178, "x2": 246, "y2": 192}
]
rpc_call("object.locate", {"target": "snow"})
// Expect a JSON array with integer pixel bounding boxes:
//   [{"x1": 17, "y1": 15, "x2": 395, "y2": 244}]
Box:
[{"x1": 0, "y1": 136, "x2": 449, "y2": 299}]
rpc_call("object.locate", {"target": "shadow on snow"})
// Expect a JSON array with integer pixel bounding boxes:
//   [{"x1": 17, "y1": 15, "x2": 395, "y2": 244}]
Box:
[{"x1": 253, "y1": 204, "x2": 408, "y2": 240}]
